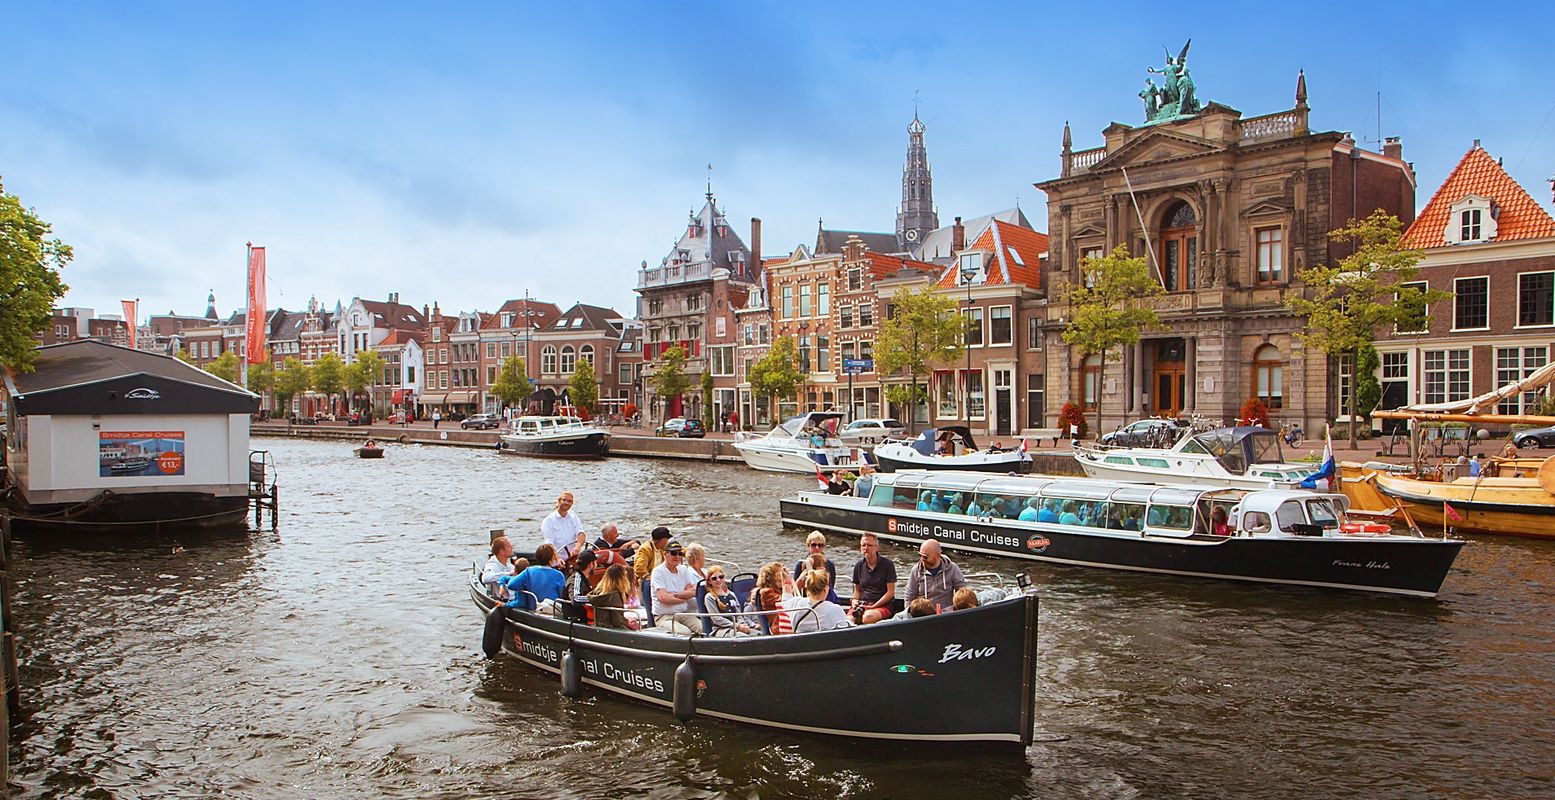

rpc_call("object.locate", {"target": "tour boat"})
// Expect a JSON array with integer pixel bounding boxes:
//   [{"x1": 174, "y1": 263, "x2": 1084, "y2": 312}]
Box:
[
  {"x1": 498, "y1": 416, "x2": 610, "y2": 458},
  {"x1": 1073, "y1": 426, "x2": 1316, "y2": 489},
  {"x1": 1341, "y1": 457, "x2": 1555, "y2": 539},
  {"x1": 469, "y1": 567, "x2": 1040, "y2": 746},
  {"x1": 872, "y1": 425, "x2": 1031, "y2": 474},
  {"x1": 732, "y1": 411, "x2": 868, "y2": 474},
  {"x1": 780, "y1": 470, "x2": 1464, "y2": 597}
]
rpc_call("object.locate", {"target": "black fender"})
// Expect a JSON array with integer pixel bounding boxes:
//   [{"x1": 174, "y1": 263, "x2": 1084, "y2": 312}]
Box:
[
  {"x1": 560, "y1": 648, "x2": 582, "y2": 697},
  {"x1": 672, "y1": 656, "x2": 697, "y2": 722},
  {"x1": 482, "y1": 605, "x2": 507, "y2": 658}
]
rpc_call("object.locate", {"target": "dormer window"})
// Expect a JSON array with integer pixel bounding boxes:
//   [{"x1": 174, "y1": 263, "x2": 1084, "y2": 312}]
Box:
[
  {"x1": 1445, "y1": 195, "x2": 1498, "y2": 245},
  {"x1": 959, "y1": 253, "x2": 984, "y2": 284}
]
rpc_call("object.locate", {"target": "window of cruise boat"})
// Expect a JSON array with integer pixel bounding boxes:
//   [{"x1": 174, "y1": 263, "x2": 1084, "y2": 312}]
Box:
[
  {"x1": 1305, "y1": 498, "x2": 1341, "y2": 529},
  {"x1": 1274, "y1": 501, "x2": 1307, "y2": 533},
  {"x1": 1146, "y1": 504, "x2": 1194, "y2": 530},
  {"x1": 868, "y1": 484, "x2": 899, "y2": 508},
  {"x1": 1242, "y1": 511, "x2": 1271, "y2": 533},
  {"x1": 1106, "y1": 502, "x2": 1146, "y2": 530},
  {"x1": 1104, "y1": 456, "x2": 1135, "y2": 465},
  {"x1": 1180, "y1": 438, "x2": 1209, "y2": 455},
  {"x1": 1137, "y1": 457, "x2": 1170, "y2": 468},
  {"x1": 1247, "y1": 432, "x2": 1282, "y2": 465}
]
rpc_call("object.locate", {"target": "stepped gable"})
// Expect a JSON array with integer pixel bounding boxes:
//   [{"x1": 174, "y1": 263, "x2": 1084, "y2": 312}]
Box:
[{"x1": 1404, "y1": 143, "x2": 1555, "y2": 248}]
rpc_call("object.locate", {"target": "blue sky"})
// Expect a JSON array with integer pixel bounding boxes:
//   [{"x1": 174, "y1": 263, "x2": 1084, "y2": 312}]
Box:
[{"x1": 3, "y1": 1, "x2": 1552, "y2": 323}]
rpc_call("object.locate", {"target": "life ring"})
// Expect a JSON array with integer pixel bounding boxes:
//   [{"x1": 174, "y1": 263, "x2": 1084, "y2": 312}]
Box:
[{"x1": 1340, "y1": 522, "x2": 1390, "y2": 535}]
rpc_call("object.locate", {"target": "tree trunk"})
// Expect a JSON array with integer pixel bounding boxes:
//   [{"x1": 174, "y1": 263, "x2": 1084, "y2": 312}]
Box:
[{"x1": 1094, "y1": 352, "x2": 1107, "y2": 440}]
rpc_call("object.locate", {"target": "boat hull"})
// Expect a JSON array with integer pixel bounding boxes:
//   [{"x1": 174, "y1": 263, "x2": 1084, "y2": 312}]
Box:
[
  {"x1": 355, "y1": 447, "x2": 384, "y2": 459},
  {"x1": 470, "y1": 577, "x2": 1038, "y2": 746},
  {"x1": 874, "y1": 448, "x2": 1031, "y2": 475},
  {"x1": 1075, "y1": 457, "x2": 1280, "y2": 489},
  {"x1": 1370, "y1": 472, "x2": 1555, "y2": 538},
  {"x1": 732, "y1": 442, "x2": 863, "y2": 474},
  {"x1": 5, "y1": 491, "x2": 250, "y2": 533},
  {"x1": 498, "y1": 432, "x2": 610, "y2": 458},
  {"x1": 780, "y1": 493, "x2": 1462, "y2": 597}
]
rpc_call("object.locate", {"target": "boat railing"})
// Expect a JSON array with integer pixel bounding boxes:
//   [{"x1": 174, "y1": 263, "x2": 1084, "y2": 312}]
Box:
[{"x1": 516, "y1": 620, "x2": 903, "y2": 665}]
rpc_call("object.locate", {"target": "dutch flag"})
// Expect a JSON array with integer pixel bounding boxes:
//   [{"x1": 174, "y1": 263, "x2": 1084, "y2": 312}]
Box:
[{"x1": 1299, "y1": 425, "x2": 1336, "y2": 491}]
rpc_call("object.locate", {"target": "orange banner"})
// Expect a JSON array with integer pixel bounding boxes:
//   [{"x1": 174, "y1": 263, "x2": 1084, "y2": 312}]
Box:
[{"x1": 246, "y1": 246, "x2": 267, "y2": 364}]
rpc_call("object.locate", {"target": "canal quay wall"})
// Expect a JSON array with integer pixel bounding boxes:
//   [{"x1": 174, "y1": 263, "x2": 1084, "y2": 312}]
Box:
[{"x1": 249, "y1": 422, "x2": 1086, "y2": 475}]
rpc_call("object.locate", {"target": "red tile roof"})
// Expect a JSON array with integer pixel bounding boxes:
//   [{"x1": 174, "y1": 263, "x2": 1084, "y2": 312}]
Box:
[
  {"x1": 377, "y1": 329, "x2": 422, "y2": 347},
  {"x1": 859, "y1": 251, "x2": 937, "y2": 279},
  {"x1": 480, "y1": 298, "x2": 562, "y2": 331},
  {"x1": 1404, "y1": 143, "x2": 1555, "y2": 248},
  {"x1": 935, "y1": 220, "x2": 1049, "y2": 290}
]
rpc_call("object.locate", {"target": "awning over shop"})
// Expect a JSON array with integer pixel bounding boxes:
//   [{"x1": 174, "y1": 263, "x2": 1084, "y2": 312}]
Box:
[
  {"x1": 448, "y1": 391, "x2": 480, "y2": 404},
  {"x1": 391, "y1": 389, "x2": 410, "y2": 404},
  {"x1": 420, "y1": 393, "x2": 447, "y2": 406}
]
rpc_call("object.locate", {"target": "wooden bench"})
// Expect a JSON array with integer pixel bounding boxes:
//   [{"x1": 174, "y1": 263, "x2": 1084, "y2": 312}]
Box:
[{"x1": 1020, "y1": 428, "x2": 1065, "y2": 447}]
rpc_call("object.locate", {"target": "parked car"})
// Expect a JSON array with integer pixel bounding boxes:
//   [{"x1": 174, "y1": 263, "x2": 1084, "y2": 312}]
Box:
[
  {"x1": 1514, "y1": 424, "x2": 1555, "y2": 449},
  {"x1": 461, "y1": 413, "x2": 501, "y2": 430},
  {"x1": 1100, "y1": 418, "x2": 1186, "y2": 448},
  {"x1": 655, "y1": 417, "x2": 706, "y2": 438},
  {"x1": 840, "y1": 418, "x2": 906, "y2": 445}
]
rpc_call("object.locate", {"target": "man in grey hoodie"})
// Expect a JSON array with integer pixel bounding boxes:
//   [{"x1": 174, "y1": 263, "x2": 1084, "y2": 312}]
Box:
[{"x1": 904, "y1": 539, "x2": 967, "y2": 614}]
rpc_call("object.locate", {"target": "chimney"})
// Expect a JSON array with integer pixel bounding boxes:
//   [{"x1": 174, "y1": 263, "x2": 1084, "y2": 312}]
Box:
[
  {"x1": 750, "y1": 217, "x2": 762, "y2": 277},
  {"x1": 1383, "y1": 137, "x2": 1403, "y2": 161},
  {"x1": 952, "y1": 216, "x2": 965, "y2": 252},
  {"x1": 388, "y1": 292, "x2": 397, "y2": 304},
  {"x1": 423, "y1": 304, "x2": 429, "y2": 320}
]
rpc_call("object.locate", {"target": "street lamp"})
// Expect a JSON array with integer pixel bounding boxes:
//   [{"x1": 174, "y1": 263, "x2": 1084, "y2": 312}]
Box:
[{"x1": 960, "y1": 263, "x2": 976, "y2": 432}]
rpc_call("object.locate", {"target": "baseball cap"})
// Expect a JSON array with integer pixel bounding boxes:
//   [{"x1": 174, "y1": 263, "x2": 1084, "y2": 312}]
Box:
[
  {"x1": 651, "y1": 526, "x2": 672, "y2": 541},
  {"x1": 665, "y1": 541, "x2": 686, "y2": 556}
]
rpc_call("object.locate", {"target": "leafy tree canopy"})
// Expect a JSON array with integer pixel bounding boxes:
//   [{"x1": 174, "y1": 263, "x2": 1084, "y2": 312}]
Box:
[
  {"x1": 569, "y1": 356, "x2": 599, "y2": 413},
  {"x1": 652, "y1": 344, "x2": 690, "y2": 401},
  {"x1": 206, "y1": 350, "x2": 240, "y2": 384},
  {"x1": 491, "y1": 356, "x2": 533, "y2": 409},
  {"x1": 310, "y1": 352, "x2": 346, "y2": 398},
  {"x1": 1061, "y1": 245, "x2": 1163, "y2": 434},
  {"x1": 874, "y1": 285, "x2": 964, "y2": 432},
  {"x1": 0, "y1": 180, "x2": 71, "y2": 371}
]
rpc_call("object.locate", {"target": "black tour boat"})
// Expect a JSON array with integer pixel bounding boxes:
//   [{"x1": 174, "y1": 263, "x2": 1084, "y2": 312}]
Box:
[
  {"x1": 497, "y1": 416, "x2": 610, "y2": 458},
  {"x1": 780, "y1": 471, "x2": 1463, "y2": 597},
  {"x1": 469, "y1": 569, "x2": 1039, "y2": 746}
]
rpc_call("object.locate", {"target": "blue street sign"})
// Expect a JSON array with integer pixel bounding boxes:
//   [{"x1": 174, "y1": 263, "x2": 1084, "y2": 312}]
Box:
[{"x1": 842, "y1": 358, "x2": 873, "y2": 375}]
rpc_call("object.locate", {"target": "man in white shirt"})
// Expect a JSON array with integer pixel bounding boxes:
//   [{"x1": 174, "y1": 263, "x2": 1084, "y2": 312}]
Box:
[
  {"x1": 540, "y1": 491, "x2": 587, "y2": 561},
  {"x1": 650, "y1": 542, "x2": 701, "y2": 635}
]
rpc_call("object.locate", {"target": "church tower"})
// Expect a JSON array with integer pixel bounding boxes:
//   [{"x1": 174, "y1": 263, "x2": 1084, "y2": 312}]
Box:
[{"x1": 896, "y1": 112, "x2": 939, "y2": 250}]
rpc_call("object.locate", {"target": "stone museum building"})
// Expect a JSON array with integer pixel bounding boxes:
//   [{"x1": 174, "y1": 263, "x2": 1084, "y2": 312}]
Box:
[{"x1": 1036, "y1": 53, "x2": 1416, "y2": 432}]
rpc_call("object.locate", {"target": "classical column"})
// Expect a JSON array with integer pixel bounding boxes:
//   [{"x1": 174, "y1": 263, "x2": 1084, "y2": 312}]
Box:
[{"x1": 1185, "y1": 337, "x2": 1197, "y2": 412}]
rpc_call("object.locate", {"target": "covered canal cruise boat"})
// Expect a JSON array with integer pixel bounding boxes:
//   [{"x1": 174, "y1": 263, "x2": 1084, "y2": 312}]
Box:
[
  {"x1": 781, "y1": 471, "x2": 1464, "y2": 597},
  {"x1": 469, "y1": 568, "x2": 1039, "y2": 746}
]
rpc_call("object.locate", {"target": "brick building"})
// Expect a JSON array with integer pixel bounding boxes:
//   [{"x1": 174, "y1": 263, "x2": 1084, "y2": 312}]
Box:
[
  {"x1": 40, "y1": 308, "x2": 129, "y2": 348},
  {"x1": 478, "y1": 298, "x2": 561, "y2": 414},
  {"x1": 532, "y1": 303, "x2": 636, "y2": 416}
]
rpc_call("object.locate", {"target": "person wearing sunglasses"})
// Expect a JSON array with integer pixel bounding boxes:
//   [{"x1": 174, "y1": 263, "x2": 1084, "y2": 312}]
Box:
[
  {"x1": 702, "y1": 566, "x2": 754, "y2": 636},
  {"x1": 790, "y1": 531, "x2": 840, "y2": 604},
  {"x1": 903, "y1": 539, "x2": 966, "y2": 615}
]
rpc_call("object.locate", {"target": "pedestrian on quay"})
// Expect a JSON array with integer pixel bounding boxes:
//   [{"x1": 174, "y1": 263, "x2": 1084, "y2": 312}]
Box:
[{"x1": 432, "y1": 410, "x2": 442, "y2": 429}]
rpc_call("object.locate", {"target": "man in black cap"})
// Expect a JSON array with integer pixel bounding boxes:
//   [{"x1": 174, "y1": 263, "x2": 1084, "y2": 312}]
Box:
[
  {"x1": 650, "y1": 540, "x2": 701, "y2": 635},
  {"x1": 633, "y1": 525, "x2": 673, "y2": 581}
]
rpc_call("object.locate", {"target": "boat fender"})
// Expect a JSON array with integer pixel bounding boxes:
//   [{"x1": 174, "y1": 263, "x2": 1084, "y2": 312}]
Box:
[
  {"x1": 1340, "y1": 522, "x2": 1390, "y2": 534},
  {"x1": 560, "y1": 648, "x2": 583, "y2": 698},
  {"x1": 672, "y1": 656, "x2": 697, "y2": 721},
  {"x1": 482, "y1": 605, "x2": 507, "y2": 658}
]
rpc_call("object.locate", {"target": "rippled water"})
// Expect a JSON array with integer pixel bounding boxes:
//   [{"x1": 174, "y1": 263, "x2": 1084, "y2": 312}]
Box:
[{"x1": 9, "y1": 438, "x2": 1555, "y2": 798}]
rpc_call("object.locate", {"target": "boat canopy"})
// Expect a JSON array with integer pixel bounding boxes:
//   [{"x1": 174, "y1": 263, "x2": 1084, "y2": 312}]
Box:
[
  {"x1": 906, "y1": 426, "x2": 978, "y2": 456},
  {"x1": 775, "y1": 411, "x2": 846, "y2": 438},
  {"x1": 1180, "y1": 427, "x2": 1285, "y2": 473}
]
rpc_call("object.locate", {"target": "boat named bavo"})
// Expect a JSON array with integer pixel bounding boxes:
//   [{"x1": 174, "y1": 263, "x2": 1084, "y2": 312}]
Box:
[
  {"x1": 498, "y1": 416, "x2": 609, "y2": 458},
  {"x1": 872, "y1": 425, "x2": 1031, "y2": 474},
  {"x1": 780, "y1": 471, "x2": 1464, "y2": 597},
  {"x1": 469, "y1": 567, "x2": 1040, "y2": 746},
  {"x1": 1074, "y1": 426, "x2": 1314, "y2": 489}
]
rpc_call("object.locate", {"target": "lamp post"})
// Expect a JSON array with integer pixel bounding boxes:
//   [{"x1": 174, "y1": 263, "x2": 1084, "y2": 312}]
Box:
[{"x1": 960, "y1": 264, "x2": 976, "y2": 432}]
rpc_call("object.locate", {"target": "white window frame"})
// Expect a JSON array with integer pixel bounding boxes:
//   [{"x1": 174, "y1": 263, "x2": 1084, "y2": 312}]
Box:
[
  {"x1": 963, "y1": 307, "x2": 985, "y2": 347},
  {"x1": 1255, "y1": 225, "x2": 1284, "y2": 284},
  {"x1": 1452, "y1": 276, "x2": 1490, "y2": 332},
  {"x1": 1423, "y1": 348, "x2": 1471, "y2": 405},
  {"x1": 541, "y1": 346, "x2": 557, "y2": 374},
  {"x1": 989, "y1": 305, "x2": 1013, "y2": 346},
  {"x1": 1496, "y1": 346, "x2": 1549, "y2": 414},
  {"x1": 1516, "y1": 271, "x2": 1555, "y2": 329}
]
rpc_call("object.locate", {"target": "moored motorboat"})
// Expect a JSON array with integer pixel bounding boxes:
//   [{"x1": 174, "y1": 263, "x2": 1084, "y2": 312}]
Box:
[
  {"x1": 469, "y1": 568, "x2": 1039, "y2": 746},
  {"x1": 498, "y1": 416, "x2": 610, "y2": 458},
  {"x1": 873, "y1": 425, "x2": 1030, "y2": 474},
  {"x1": 1359, "y1": 461, "x2": 1555, "y2": 539},
  {"x1": 732, "y1": 411, "x2": 867, "y2": 474},
  {"x1": 780, "y1": 470, "x2": 1464, "y2": 597},
  {"x1": 1073, "y1": 426, "x2": 1315, "y2": 489}
]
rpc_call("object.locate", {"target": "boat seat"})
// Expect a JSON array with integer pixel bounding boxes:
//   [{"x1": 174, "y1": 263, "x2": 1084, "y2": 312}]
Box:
[
  {"x1": 729, "y1": 573, "x2": 756, "y2": 609},
  {"x1": 640, "y1": 578, "x2": 655, "y2": 628},
  {"x1": 694, "y1": 580, "x2": 713, "y2": 635}
]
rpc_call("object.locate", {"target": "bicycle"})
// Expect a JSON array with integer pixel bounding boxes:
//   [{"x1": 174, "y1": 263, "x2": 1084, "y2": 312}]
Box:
[{"x1": 1278, "y1": 420, "x2": 1304, "y2": 448}]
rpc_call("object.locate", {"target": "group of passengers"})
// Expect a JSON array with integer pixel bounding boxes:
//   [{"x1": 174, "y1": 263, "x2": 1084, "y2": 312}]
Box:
[
  {"x1": 481, "y1": 490, "x2": 1004, "y2": 638},
  {"x1": 895, "y1": 489, "x2": 1201, "y2": 534}
]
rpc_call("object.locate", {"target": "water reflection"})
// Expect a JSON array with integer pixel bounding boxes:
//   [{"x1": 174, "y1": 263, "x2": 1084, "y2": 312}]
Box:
[{"x1": 6, "y1": 438, "x2": 1555, "y2": 799}]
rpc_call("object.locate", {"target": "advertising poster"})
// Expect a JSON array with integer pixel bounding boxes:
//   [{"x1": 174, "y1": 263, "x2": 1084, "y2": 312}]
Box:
[{"x1": 99, "y1": 431, "x2": 185, "y2": 478}]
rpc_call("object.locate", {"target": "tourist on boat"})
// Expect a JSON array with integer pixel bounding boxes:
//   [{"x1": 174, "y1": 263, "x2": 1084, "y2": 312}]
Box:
[
  {"x1": 482, "y1": 536, "x2": 519, "y2": 600},
  {"x1": 1039, "y1": 499, "x2": 1060, "y2": 523},
  {"x1": 1470, "y1": 453, "x2": 1487, "y2": 477},
  {"x1": 906, "y1": 598, "x2": 937, "y2": 618},
  {"x1": 499, "y1": 543, "x2": 566, "y2": 611},
  {"x1": 650, "y1": 542, "x2": 701, "y2": 635},
  {"x1": 1058, "y1": 501, "x2": 1081, "y2": 526},
  {"x1": 363, "y1": 439, "x2": 376, "y2": 449},
  {"x1": 541, "y1": 491, "x2": 588, "y2": 561},
  {"x1": 782, "y1": 569, "x2": 852, "y2": 633},
  {"x1": 791, "y1": 532, "x2": 840, "y2": 603},
  {"x1": 904, "y1": 539, "x2": 967, "y2": 614},
  {"x1": 1211, "y1": 506, "x2": 1233, "y2": 537},
  {"x1": 568, "y1": 548, "x2": 617, "y2": 600},
  {"x1": 853, "y1": 464, "x2": 877, "y2": 498},
  {"x1": 750, "y1": 562, "x2": 791, "y2": 623},
  {"x1": 1017, "y1": 498, "x2": 1041, "y2": 522},
  {"x1": 588, "y1": 563, "x2": 641, "y2": 630},
  {"x1": 633, "y1": 526, "x2": 672, "y2": 581},
  {"x1": 594, "y1": 522, "x2": 640, "y2": 560},
  {"x1": 685, "y1": 543, "x2": 709, "y2": 582},
  {"x1": 703, "y1": 566, "x2": 754, "y2": 637},
  {"x1": 952, "y1": 587, "x2": 979, "y2": 611},
  {"x1": 946, "y1": 493, "x2": 965, "y2": 515},
  {"x1": 848, "y1": 533, "x2": 896, "y2": 625}
]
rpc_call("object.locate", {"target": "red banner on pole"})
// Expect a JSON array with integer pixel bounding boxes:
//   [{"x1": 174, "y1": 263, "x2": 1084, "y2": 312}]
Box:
[
  {"x1": 121, "y1": 299, "x2": 138, "y2": 349},
  {"x1": 246, "y1": 247, "x2": 267, "y2": 364}
]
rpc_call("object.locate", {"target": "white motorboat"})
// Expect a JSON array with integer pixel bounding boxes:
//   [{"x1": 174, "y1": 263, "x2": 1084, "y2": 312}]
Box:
[
  {"x1": 1074, "y1": 426, "x2": 1314, "y2": 489},
  {"x1": 873, "y1": 426, "x2": 1031, "y2": 474},
  {"x1": 732, "y1": 411, "x2": 868, "y2": 473},
  {"x1": 498, "y1": 416, "x2": 610, "y2": 458}
]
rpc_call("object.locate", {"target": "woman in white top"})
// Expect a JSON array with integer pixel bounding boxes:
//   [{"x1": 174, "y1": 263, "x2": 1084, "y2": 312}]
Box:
[{"x1": 782, "y1": 568, "x2": 852, "y2": 633}]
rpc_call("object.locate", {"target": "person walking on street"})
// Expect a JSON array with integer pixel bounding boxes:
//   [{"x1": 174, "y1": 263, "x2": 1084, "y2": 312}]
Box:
[{"x1": 432, "y1": 410, "x2": 442, "y2": 429}]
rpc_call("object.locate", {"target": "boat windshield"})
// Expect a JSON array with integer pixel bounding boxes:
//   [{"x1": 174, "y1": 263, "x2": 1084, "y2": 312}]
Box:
[
  {"x1": 1193, "y1": 431, "x2": 1243, "y2": 474},
  {"x1": 1305, "y1": 497, "x2": 1343, "y2": 530},
  {"x1": 1247, "y1": 431, "x2": 1284, "y2": 464}
]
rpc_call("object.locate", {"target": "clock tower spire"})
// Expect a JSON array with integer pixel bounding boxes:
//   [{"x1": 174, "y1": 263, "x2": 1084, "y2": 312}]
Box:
[{"x1": 896, "y1": 108, "x2": 939, "y2": 251}]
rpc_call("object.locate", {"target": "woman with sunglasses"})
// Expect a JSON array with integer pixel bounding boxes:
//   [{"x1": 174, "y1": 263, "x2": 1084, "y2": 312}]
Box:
[
  {"x1": 791, "y1": 531, "x2": 840, "y2": 604},
  {"x1": 702, "y1": 566, "x2": 754, "y2": 636}
]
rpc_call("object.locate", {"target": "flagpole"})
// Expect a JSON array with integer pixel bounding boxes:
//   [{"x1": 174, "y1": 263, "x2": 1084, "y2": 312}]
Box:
[{"x1": 242, "y1": 242, "x2": 251, "y2": 392}]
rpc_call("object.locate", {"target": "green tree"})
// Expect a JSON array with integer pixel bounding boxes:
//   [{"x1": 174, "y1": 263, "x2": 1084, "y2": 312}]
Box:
[
  {"x1": 699, "y1": 368, "x2": 715, "y2": 428},
  {"x1": 247, "y1": 357, "x2": 275, "y2": 411},
  {"x1": 1286, "y1": 210, "x2": 1449, "y2": 447},
  {"x1": 491, "y1": 355, "x2": 533, "y2": 412},
  {"x1": 346, "y1": 350, "x2": 385, "y2": 413},
  {"x1": 749, "y1": 336, "x2": 804, "y2": 422},
  {"x1": 1062, "y1": 245, "x2": 1164, "y2": 437},
  {"x1": 0, "y1": 180, "x2": 71, "y2": 371},
  {"x1": 206, "y1": 349, "x2": 240, "y2": 384},
  {"x1": 652, "y1": 344, "x2": 690, "y2": 419},
  {"x1": 569, "y1": 356, "x2": 599, "y2": 414},
  {"x1": 311, "y1": 351, "x2": 346, "y2": 413},
  {"x1": 1354, "y1": 343, "x2": 1382, "y2": 420},
  {"x1": 875, "y1": 285, "x2": 965, "y2": 434},
  {"x1": 274, "y1": 356, "x2": 312, "y2": 417},
  {"x1": 173, "y1": 347, "x2": 195, "y2": 365}
]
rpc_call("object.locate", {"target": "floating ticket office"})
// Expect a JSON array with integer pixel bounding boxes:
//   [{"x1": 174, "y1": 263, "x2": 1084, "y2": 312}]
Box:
[{"x1": 2, "y1": 340, "x2": 261, "y2": 531}]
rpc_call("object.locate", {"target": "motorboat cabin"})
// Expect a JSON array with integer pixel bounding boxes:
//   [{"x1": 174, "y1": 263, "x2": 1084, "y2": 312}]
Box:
[{"x1": 1075, "y1": 425, "x2": 1315, "y2": 489}]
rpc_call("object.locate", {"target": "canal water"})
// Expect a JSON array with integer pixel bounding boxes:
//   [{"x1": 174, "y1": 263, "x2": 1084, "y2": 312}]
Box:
[{"x1": 8, "y1": 438, "x2": 1555, "y2": 799}]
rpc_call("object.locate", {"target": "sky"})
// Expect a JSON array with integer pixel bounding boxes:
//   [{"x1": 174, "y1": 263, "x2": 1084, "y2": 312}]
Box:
[{"x1": 3, "y1": 1, "x2": 1553, "y2": 324}]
